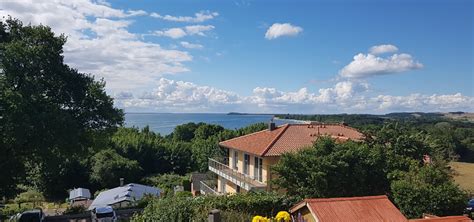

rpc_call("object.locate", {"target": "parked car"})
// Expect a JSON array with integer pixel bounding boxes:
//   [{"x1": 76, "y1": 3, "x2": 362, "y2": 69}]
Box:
[
  {"x1": 15, "y1": 209, "x2": 44, "y2": 222},
  {"x1": 465, "y1": 199, "x2": 474, "y2": 216},
  {"x1": 91, "y1": 206, "x2": 117, "y2": 222}
]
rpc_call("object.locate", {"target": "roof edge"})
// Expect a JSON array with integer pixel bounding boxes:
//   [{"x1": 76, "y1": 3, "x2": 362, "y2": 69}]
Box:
[
  {"x1": 305, "y1": 195, "x2": 388, "y2": 203},
  {"x1": 261, "y1": 124, "x2": 290, "y2": 157}
]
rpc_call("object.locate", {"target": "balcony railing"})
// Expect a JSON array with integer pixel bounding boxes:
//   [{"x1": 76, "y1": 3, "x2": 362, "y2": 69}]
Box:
[
  {"x1": 208, "y1": 158, "x2": 266, "y2": 191},
  {"x1": 200, "y1": 180, "x2": 221, "y2": 195}
]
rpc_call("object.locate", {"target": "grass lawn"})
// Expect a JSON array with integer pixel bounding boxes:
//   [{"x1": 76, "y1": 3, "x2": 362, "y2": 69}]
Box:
[{"x1": 450, "y1": 161, "x2": 474, "y2": 192}]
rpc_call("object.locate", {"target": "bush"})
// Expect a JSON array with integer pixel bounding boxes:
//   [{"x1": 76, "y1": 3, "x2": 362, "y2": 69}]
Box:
[
  {"x1": 63, "y1": 205, "x2": 87, "y2": 215},
  {"x1": 131, "y1": 192, "x2": 297, "y2": 222},
  {"x1": 141, "y1": 174, "x2": 189, "y2": 196},
  {"x1": 391, "y1": 165, "x2": 468, "y2": 218},
  {"x1": 14, "y1": 190, "x2": 45, "y2": 208}
]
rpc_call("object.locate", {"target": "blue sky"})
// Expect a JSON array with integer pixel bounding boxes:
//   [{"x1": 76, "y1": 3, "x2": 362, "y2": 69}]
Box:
[{"x1": 1, "y1": 0, "x2": 472, "y2": 113}]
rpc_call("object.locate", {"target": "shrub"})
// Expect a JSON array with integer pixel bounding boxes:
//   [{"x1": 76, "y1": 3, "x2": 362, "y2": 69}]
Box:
[
  {"x1": 131, "y1": 192, "x2": 297, "y2": 222},
  {"x1": 63, "y1": 205, "x2": 87, "y2": 215}
]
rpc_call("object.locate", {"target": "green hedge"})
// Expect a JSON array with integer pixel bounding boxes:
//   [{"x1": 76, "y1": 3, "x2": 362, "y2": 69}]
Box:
[{"x1": 132, "y1": 192, "x2": 297, "y2": 222}]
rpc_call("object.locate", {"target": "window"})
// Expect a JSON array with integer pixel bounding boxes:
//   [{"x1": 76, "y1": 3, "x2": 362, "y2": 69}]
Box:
[
  {"x1": 243, "y1": 154, "x2": 250, "y2": 175},
  {"x1": 254, "y1": 157, "x2": 263, "y2": 182},
  {"x1": 233, "y1": 151, "x2": 238, "y2": 170},
  {"x1": 236, "y1": 185, "x2": 241, "y2": 193}
]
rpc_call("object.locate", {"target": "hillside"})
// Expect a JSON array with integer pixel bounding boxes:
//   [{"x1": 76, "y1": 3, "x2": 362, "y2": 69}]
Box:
[{"x1": 450, "y1": 162, "x2": 474, "y2": 192}]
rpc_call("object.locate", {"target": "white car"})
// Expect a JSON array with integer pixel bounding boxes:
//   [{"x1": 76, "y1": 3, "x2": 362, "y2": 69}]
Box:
[{"x1": 91, "y1": 206, "x2": 117, "y2": 222}]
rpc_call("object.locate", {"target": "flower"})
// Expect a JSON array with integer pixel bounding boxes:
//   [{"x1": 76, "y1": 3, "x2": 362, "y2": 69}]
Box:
[
  {"x1": 275, "y1": 211, "x2": 291, "y2": 222},
  {"x1": 252, "y1": 215, "x2": 270, "y2": 222}
]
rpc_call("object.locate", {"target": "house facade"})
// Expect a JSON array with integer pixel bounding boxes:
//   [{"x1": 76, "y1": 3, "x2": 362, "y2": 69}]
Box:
[{"x1": 201, "y1": 122, "x2": 364, "y2": 195}]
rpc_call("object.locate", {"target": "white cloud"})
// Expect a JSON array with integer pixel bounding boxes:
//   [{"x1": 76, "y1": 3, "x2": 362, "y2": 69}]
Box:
[
  {"x1": 180, "y1": 41, "x2": 203, "y2": 49},
  {"x1": 126, "y1": 9, "x2": 147, "y2": 17},
  {"x1": 374, "y1": 93, "x2": 474, "y2": 111},
  {"x1": 116, "y1": 78, "x2": 241, "y2": 112},
  {"x1": 265, "y1": 23, "x2": 303, "y2": 40},
  {"x1": 0, "y1": 0, "x2": 193, "y2": 90},
  {"x1": 115, "y1": 78, "x2": 473, "y2": 113},
  {"x1": 185, "y1": 25, "x2": 215, "y2": 36},
  {"x1": 153, "y1": 25, "x2": 215, "y2": 39},
  {"x1": 369, "y1": 44, "x2": 398, "y2": 55},
  {"x1": 154, "y1": 28, "x2": 187, "y2": 39},
  {"x1": 339, "y1": 53, "x2": 423, "y2": 79},
  {"x1": 150, "y1": 11, "x2": 218, "y2": 23}
]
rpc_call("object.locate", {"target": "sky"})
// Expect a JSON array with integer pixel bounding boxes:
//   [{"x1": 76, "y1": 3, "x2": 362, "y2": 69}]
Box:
[{"x1": 0, "y1": 0, "x2": 473, "y2": 113}]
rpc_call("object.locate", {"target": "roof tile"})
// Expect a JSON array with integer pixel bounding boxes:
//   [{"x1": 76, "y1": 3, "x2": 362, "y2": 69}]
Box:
[
  {"x1": 294, "y1": 195, "x2": 408, "y2": 222},
  {"x1": 219, "y1": 123, "x2": 364, "y2": 156}
]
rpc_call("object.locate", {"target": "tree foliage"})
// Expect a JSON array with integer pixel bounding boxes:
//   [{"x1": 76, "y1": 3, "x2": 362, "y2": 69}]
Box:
[
  {"x1": 272, "y1": 122, "x2": 469, "y2": 218},
  {"x1": 132, "y1": 192, "x2": 297, "y2": 222},
  {"x1": 0, "y1": 18, "x2": 123, "y2": 198},
  {"x1": 273, "y1": 138, "x2": 389, "y2": 198},
  {"x1": 14, "y1": 190, "x2": 45, "y2": 208},
  {"x1": 391, "y1": 164, "x2": 467, "y2": 218},
  {"x1": 90, "y1": 149, "x2": 142, "y2": 188}
]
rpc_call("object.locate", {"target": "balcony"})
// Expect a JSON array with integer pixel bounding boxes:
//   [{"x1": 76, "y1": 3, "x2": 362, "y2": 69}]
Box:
[
  {"x1": 200, "y1": 180, "x2": 222, "y2": 195},
  {"x1": 208, "y1": 158, "x2": 266, "y2": 191}
]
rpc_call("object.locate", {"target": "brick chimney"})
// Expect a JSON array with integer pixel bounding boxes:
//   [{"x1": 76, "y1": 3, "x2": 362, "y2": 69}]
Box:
[{"x1": 269, "y1": 122, "x2": 276, "y2": 131}]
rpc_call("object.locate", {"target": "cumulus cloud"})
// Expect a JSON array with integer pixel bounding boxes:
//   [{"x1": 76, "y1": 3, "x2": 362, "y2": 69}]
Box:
[
  {"x1": 180, "y1": 41, "x2": 203, "y2": 49},
  {"x1": 153, "y1": 28, "x2": 187, "y2": 39},
  {"x1": 369, "y1": 44, "x2": 398, "y2": 55},
  {"x1": 114, "y1": 78, "x2": 473, "y2": 113},
  {"x1": 265, "y1": 23, "x2": 303, "y2": 40},
  {"x1": 150, "y1": 11, "x2": 218, "y2": 23},
  {"x1": 153, "y1": 25, "x2": 215, "y2": 39},
  {"x1": 115, "y1": 78, "x2": 241, "y2": 112},
  {"x1": 339, "y1": 53, "x2": 423, "y2": 79},
  {"x1": 374, "y1": 93, "x2": 474, "y2": 111},
  {"x1": 0, "y1": 0, "x2": 192, "y2": 90}
]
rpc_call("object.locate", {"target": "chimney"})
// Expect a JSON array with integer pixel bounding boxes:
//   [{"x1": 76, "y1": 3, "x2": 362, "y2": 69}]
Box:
[
  {"x1": 120, "y1": 178, "x2": 124, "y2": 186},
  {"x1": 268, "y1": 122, "x2": 276, "y2": 131}
]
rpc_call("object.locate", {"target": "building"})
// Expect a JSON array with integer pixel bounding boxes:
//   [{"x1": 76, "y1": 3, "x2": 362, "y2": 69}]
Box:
[
  {"x1": 69, "y1": 188, "x2": 91, "y2": 203},
  {"x1": 289, "y1": 195, "x2": 408, "y2": 222},
  {"x1": 88, "y1": 183, "x2": 160, "y2": 210},
  {"x1": 203, "y1": 122, "x2": 364, "y2": 194},
  {"x1": 68, "y1": 188, "x2": 93, "y2": 208}
]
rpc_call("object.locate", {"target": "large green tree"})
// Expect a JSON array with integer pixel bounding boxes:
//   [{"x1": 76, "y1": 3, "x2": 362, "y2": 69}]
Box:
[
  {"x1": 272, "y1": 138, "x2": 389, "y2": 198},
  {"x1": 0, "y1": 18, "x2": 123, "y2": 198},
  {"x1": 391, "y1": 164, "x2": 467, "y2": 218},
  {"x1": 90, "y1": 149, "x2": 142, "y2": 188}
]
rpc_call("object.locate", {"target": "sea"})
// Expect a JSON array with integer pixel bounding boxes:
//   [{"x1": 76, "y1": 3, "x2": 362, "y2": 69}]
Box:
[{"x1": 124, "y1": 113, "x2": 302, "y2": 135}]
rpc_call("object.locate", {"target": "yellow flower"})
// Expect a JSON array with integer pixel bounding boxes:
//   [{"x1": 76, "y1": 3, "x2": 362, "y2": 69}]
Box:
[
  {"x1": 275, "y1": 211, "x2": 291, "y2": 222},
  {"x1": 252, "y1": 215, "x2": 270, "y2": 222}
]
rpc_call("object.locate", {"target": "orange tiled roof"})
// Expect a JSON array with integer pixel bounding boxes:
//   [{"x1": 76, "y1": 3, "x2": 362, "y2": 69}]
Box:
[
  {"x1": 218, "y1": 123, "x2": 364, "y2": 157},
  {"x1": 409, "y1": 216, "x2": 472, "y2": 222},
  {"x1": 291, "y1": 195, "x2": 408, "y2": 222}
]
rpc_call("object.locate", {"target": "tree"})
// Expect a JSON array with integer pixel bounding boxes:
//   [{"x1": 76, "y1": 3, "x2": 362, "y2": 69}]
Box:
[
  {"x1": 110, "y1": 127, "x2": 169, "y2": 175},
  {"x1": 391, "y1": 164, "x2": 467, "y2": 218},
  {"x1": 91, "y1": 149, "x2": 142, "y2": 188},
  {"x1": 194, "y1": 124, "x2": 224, "y2": 140},
  {"x1": 14, "y1": 190, "x2": 45, "y2": 208},
  {"x1": 172, "y1": 122, "x2": 201, "y2": 142},
  {"x1": 272, "y1": 138, "x2": 388, "y2": 198},
  {"x1": 191, "y1": 137, "x2": 225, "y2": 172},
  {"x1": 0, "y1": 18, "x2": 123, "y2": 198},
  {"x1": 165, "y1": 142, "x2": 193, "y2": 175}
]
